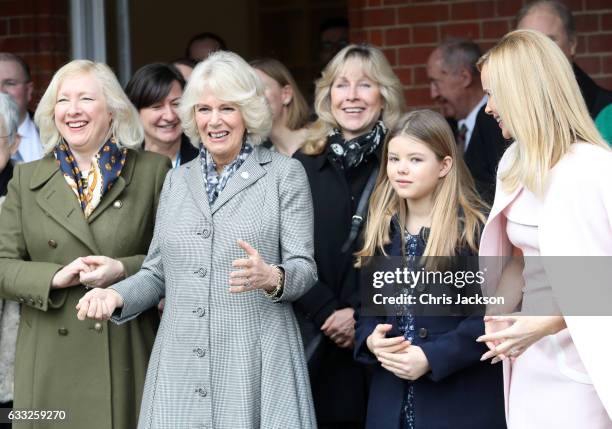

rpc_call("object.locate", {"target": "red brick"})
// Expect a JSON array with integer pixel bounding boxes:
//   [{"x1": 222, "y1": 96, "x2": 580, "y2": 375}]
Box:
[
  {"x1": 384, "y1": 0, "x2": 412, "y2": 5},
  {"x1": 398, "y1": 4, "x2": 449, "y2": 25},
  {"x1": 588, "y1": 34, "x2": 612, "y2": 53},
  {"x1": 368, "y1": 0, "x2": 382, "y2": 6},
  {"x1": 0, "y1": 20, "x2": 6, "y2": 36},
  {"x1": 0, "y1": 36, "x2": 35, "y2": 52},
  {"x1": 563, "y1": 0, "x2": 585, "y2": 11},
  {"x1": 349, "y1": 0, "x2": 366, "y2": 8},
  {"x1": 576, "y1": 35, "x2": 588, "y2": 54},
  {"x1": 496, "y1": 0, "x2": 523, "y2": 17},
  {"x1": 575, "y1": 13, "x2": 600, "y2": 33},
  {"x1": 8, "y1": 17, "x2": 21, "y2": 34},
  {"x1": 412, "y1": 25, "x2": 439, "y2": 44},
  {"x1": 393, "y1": 67, "x2": 412, "y2": 86},
  {"x1": 350, "y1": 30, "x2": 368, "y2": 44},
  {"x1": 404, "y1": 87, "x2": 431, "y2": 107},
  {"x1": 20, "y1": 17, "x2": 37, "y2": 34},
  {"x1": 369, "y1": 29, "x2": 384, "y2": 46},
  {"x1": 440, "y1": 23, "x2": 481, "y2": 40},
  {"x1": 594, "y1": 76, "x2": 612, "y2": 90},
  {"x1": 479, "y1": 41, "x2": 497, "y2": 54},
  {"x1": 363, "y1": 8, "x2": 396, "y2": 27},
  {"x1": 602, "y1": 55, "x2": 612, "y2": 73},
  {"x1": 414, "y1": 66, "x2": 429, "y2": 86},
  {"x1": 482, "y1": 19, "x2": 510, "y2": 39},
  {"x1": 383, "y1": 48, "x2": 397, "y2": 66},
  {"x1": 349, "y1": 9, "x2": 364, "y2": 29},
  {"x1": 585, "y1": 0, "x2": 612, "y2": 9},
  {"x1": 602, "y1": 13, "x2": 612, "y2": 31},
  {"x1": 0, "y1": 0, "x2": 35, "y2": 15},
  {"x1": 33, "y1": 0, "x2": 68, "y2": 15},
  {"x1": 398, "y1": 46, "x2": 433, "y2": 66},
  {"x1": 385, "y1": 27, "x2": 411, "y2": 46},
  {"x1": 575, "y1": 55, "x2": 601, "y2": 74},
  {"x1": 451, "y1": 1, "x2": 495, "y2": 20}
]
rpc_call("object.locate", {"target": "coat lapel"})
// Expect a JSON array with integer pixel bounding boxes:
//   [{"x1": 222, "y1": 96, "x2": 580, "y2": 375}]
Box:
[
  {"x1": 210, "y1": 147, "x2": 270, "y2": 215},
  {"x1": 31, "y1": 156, "x2": 101, "y2": 254},
  {"x1": 184, "y1": 158, "x2": 212, "y2": 222}
]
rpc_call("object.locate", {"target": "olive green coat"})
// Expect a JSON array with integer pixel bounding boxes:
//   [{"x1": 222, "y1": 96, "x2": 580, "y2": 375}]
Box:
[{"x1": 0, "y1": 150, "x2": 170, "y2": 429}]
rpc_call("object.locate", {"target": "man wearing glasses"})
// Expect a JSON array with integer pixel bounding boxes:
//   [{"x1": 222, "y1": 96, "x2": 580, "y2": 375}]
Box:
[{"x1": 0, "y1": 53, "x2": 42, "y2": 163}]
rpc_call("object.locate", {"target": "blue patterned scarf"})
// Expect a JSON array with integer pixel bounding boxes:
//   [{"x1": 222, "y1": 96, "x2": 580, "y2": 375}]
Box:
[
  {"x1": 54, "y1": 138, "x2": 127, "y2": 218},
  {"x1": 199, "y1": 139, "x2": 253, "y2": 204}
]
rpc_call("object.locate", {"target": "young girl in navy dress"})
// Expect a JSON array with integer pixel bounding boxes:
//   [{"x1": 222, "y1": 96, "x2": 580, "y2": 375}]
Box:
[{"x1": 353, "y1": 110, "x2": 506, "y2": 429}]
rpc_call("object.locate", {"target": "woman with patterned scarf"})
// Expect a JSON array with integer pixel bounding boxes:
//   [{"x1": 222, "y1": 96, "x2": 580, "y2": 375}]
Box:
[
  {"x1": 294, "y1": 44, "x2": 406, "y2": 429},
  {"x1": 0, "y1": 60, "x2": 170, "y2": 429}
]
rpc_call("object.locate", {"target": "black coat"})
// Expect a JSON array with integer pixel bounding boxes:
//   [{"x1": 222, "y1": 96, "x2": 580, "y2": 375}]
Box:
[
  {"x1": 354, "y1": 222, "x2": 506, "y2": 429},
  {"x1": 574, "y1": 63, "x2": 612, "y2": 121},
  {"x1": 463, "y1": 106, "x2": 510, "y2": 205},
  {"x1": 294, "y1": 144, "x2": 379, "y2": 425}
]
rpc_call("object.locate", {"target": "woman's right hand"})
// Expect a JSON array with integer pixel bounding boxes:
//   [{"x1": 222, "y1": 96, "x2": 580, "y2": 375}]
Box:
[
  {"x1": 51, "y1": 257, "x2": 92, "y2": 289},
  {"x1": 366, "y1": 323, "x2": 410, "y2": 357},
  {"x1": 76, "y1": 288, "x2": 124, "y2": 321}
]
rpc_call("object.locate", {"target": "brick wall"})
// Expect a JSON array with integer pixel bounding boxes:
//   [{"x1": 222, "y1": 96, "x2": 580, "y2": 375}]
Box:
[
  {"x1": 349, "y1": 0, "x2": 612, "y2": 109},
  {"x1": 0, "y1": 0, "x2": 70, "y2": 107}
]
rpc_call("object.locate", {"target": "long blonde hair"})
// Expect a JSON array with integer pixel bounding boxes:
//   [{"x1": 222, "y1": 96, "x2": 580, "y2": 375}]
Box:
[
  {"x1": 477, "y1": 30, "x2": 608, "y2": 195},
  {"x1": 302, "y1": 44, "x2": 405, "y2": 155},
  {"x1": 356, "y1": 110, "x2": 486, "y2": 265}
]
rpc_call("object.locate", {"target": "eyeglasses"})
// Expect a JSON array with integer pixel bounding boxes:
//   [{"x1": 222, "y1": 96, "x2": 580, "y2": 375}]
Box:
[{"x1": 0, "y1": 79, "x2": 28, "y2": 90}]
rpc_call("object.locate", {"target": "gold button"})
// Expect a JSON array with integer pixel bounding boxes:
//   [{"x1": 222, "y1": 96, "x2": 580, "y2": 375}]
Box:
[
  {"x1": 113, "y1": 200, "x2": 123, "y2": 209},
  {"x1": 93, "y1": 322, "x2": 103, "y2": 332},
  {"x1": 48, "y1": 239, "x2": 58, "y2": 248},
  {"x1": 58, "y1": 327, "x2": 68, "y2": 336}
]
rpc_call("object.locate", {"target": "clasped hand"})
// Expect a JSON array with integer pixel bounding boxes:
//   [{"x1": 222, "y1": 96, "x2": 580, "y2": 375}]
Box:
[
  {"x1": 52, "y1": 256, "x2": 126, "y2": 289},
  {"x1": 367, "y1": 324, "x2": 430, "y2": 381}
]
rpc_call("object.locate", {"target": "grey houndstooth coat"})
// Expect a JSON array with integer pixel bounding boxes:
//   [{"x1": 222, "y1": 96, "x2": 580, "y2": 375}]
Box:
[{"x1": 111, "y1": 146, "x2": 318, "y2": 429}]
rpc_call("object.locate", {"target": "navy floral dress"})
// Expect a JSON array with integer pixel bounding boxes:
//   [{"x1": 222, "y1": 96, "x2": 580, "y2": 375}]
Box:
[{"x1": 396, "y1": 231, "x2": 419, "y2": 429}]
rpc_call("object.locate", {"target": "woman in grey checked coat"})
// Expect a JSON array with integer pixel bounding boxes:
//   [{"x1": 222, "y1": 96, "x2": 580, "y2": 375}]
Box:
[{"x1": 77, "y1": 51, "x2": 318, "y2": 429}]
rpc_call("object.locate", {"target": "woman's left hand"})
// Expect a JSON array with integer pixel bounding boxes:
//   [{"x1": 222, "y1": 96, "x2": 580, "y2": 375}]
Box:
[
  {"x1": 477, "y1": 315, "x2": 567, "y2": 363},
  {"x1": 79, "y1": 256, "x2": 126, "y2": 288},
  {"x1": 377, "y1": 345, "x2": 430, "y2": 381},
  {"x1": 229, "y1": 240, "x2": 277, "y2": 293}
]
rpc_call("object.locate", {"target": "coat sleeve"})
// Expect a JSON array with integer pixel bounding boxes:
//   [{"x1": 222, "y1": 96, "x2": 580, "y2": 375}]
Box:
[
  {"x1": 110, "y1": 168, "x2": 173, "y2": 324},
  {"x1": 274, "y1": 158, "x2": 318, "y2": 302},
  {"x1": 0, "y1": 164, "x2": 62, "y2": 312},
  {"x1": 353, "y1": 310, "x2": 384, "y2": 365}
]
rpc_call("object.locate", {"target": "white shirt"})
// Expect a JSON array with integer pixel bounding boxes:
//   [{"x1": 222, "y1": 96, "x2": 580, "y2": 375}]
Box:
[
  {"x1": 13, "y1": 114, "x2": 43, "y2": 163},
  {"x1": 457, "y1": 96, "x2": 487, "y2": 152}
]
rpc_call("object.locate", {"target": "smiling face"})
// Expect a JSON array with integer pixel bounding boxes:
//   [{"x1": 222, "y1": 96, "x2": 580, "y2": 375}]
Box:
[
  {"x1": 426, "y1": 49, "x2": 467, "y2": 120},
  {"x1": 330, "y1": 57, "x2": 383, "y2": 140},
  {"x1": 195, "y1": 90, "x2": 246, "y2": 168},
  {"x1": 481, "y1": 65, "x2": 512, "y2": 140},
  {"x1": 54, "y1": 73, "x2": 112, "y2": 155},
  {"x1": 387, "y1": 135, "x2": 452, "y2": 203},
  {"x1": 139, "y1": 80, "x2": 183, "y2": 148}
]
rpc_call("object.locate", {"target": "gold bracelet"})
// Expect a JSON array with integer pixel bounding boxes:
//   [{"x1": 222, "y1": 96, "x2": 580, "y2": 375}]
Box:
[{"x1": 265, "y1": 264, "x2": 284, "y2": 299}]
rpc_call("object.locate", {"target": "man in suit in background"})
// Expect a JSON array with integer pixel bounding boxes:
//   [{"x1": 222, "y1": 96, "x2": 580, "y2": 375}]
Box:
[
  {"x1": 0, "y1": 53, "x2": 43, "y2": 163},
  {"x1": 427, "y1": 39, "x2": 509, "y2": 204},
  {"x1": 517, "y1": 0, "x2": 612, "y2": 144}
]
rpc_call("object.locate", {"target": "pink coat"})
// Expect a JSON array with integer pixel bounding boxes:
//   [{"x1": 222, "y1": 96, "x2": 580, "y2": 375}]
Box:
[{"x1": 480, "y1": 142, "x2": 612, "y2": 423}]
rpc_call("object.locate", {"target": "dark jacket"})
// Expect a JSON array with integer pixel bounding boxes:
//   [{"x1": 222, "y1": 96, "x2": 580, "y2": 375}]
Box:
[
  {"x1": 574, "y1": 63, "x2": 612, "y2": 121},
  {"x1": 463, "y1": 106, "x2": 510, "y2": 205},
  {"x1": 354, "y1": 221, "x2": 506, "y2": 429},
  {"x1": 141, "y1": 134, "x2": 199, "y2": 166},
  {"x1": 294, "y1": 144, "x2": 379, "y2": 424},
  {"x1": 0, "y1": 161, "x2": 13, "y2": 198}
]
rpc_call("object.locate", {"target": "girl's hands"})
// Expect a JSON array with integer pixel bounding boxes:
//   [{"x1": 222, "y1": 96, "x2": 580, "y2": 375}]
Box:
[{"x1": 76, "y1": 288, "x2": 124, "y2": 321}]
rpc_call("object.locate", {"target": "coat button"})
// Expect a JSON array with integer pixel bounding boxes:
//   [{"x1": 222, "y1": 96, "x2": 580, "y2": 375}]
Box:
[
  {"x1": 93, "y1": 322, "x2": 103, "y2": 332},
  {"x1": 113, "y1": 200, "x2": 123, "y2": 209},
  {"x1": 202, "y1": 228, "x2": 211, "y2": 238},
  {"x1": 48, "y1": 239, "x2": 58, "y2": 248},
  {"x1": 194, "y1": 268, "x2": 207, "y2": 278},
  {"x1": 193, "y1": 348, "x2": 206, "y2": 358},
  {"x1": 18, "y1": 297, "x2": 25, "y2": 303},
  {"x1": 418, "y1": 327, "x2": 428, "y2": 339},
  {"x1": 58, "y1": 327, "x2": 68, "y2": 336},
  {"x1": 28, "y1": 298, "x2": 35, "y2": 305},
  {"x1": 192, "y1": 307, "x2": 205, "y2": 317}
]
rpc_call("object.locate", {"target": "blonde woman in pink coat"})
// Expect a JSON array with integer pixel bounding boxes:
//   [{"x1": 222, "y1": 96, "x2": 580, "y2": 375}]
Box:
[{"x1": 476, "y1": 30, "x2": 612, "y2": 428}]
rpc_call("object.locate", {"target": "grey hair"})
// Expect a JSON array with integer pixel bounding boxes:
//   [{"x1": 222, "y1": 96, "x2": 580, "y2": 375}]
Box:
[
  {"x1": 0, "y1": 92, "x2": 20, "y2": 147},
  {"x1": 517, "y1": 0, "x2": 576, "y2": 40},
  {"x1": 438, "y1": 38, "x2": 483, "y2": 77},
  {"x1": 179, "y1": 50, "x2": 272, "y2": 147}
]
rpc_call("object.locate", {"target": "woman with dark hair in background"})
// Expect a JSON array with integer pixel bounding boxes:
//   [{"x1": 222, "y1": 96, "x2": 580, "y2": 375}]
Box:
[
  {"x1": 125, "y1": 63, "x2": 198, "y2": 168},
  {"x1": 251, "y1": 58, "x2": 310, "y2": 156}
]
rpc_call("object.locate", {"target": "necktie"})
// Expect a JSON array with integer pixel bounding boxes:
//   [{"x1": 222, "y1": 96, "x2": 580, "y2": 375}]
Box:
[{"x1": 456, "y1": 123, "x2": 468, "y2": 153}]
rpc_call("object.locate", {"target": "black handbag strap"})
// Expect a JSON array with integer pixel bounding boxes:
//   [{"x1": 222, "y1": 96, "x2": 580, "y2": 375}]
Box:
[{"x1": 341, "y1": 165, "x2": 379, "y2": 253}]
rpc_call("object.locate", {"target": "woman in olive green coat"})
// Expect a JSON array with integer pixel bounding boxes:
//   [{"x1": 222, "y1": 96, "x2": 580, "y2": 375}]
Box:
[{"x1": 0, "y1": 60, "x2": 170, "y2": 429}]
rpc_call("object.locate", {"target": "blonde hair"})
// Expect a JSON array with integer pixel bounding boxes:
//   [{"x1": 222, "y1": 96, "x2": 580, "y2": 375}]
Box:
[
  {"x1": 356, "y1": 110, "x2": 486, "y2": 266},
  {"x1": 250, "y1": 58, "x2": 310, "y2": 130},
  {"x1": 34, "y1": 60, "x2": 143, "y2": 153},
  {"x1": 179, "y1": 51, "x2": 272, "y2": 147},
  {"x1": 302, "y1": 44, "x2": 405, "y2": 155},
  {"x1": 477, "y1": 30, "x2": 607, "y2": 194}
]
